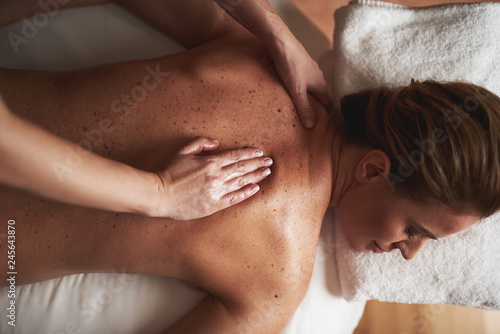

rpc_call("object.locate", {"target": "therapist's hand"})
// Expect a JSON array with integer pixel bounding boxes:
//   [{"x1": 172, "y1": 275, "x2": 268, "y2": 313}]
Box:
[
  {"x1": 154, "y1": 137, "x2": 273, "y2": 220},
  {"x1": 212, "y1": 0, "x2": 331, "y2": 129},
  {"x1": 270, "y1": 34, "x2": 332, "y2": 129}
]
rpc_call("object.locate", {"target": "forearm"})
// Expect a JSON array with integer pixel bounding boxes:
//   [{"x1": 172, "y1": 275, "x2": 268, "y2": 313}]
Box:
[
  {"x1": 214, "y1": 0, "x2": 294, "y2": 51},
  {"x1": 0, "y1": 100, "x2": 157, "y2": 216}
]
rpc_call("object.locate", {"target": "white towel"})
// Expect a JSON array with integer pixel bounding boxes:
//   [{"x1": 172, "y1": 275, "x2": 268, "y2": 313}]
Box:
[{"x1": 329, "y1": 0, "x2": 500, "y2": 310}]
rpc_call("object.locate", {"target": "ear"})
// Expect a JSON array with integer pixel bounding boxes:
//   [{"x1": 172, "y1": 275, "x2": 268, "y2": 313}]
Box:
[{"x1": 354, "y1": 150, "x2": 391, "y2": 183}]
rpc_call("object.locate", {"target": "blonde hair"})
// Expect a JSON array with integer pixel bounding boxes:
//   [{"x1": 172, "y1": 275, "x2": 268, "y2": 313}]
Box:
[{"x1": 341, "y1": 80, "x2": 500, "y2": 217}]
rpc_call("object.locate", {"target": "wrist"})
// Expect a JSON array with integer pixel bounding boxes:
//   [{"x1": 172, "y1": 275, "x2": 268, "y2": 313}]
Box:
[
  {"x1": 262, "y1": 21, "x2": 299, "y2": 69},
  {"x1": 141, "y1": 170, "x2": 174, "y2": 219},
  {"x1": 122, "y1": 167, "x2": 170, "y2": 218},
  {"x1": 260, "y1": 12, "x2": 293, "y2": 53}
]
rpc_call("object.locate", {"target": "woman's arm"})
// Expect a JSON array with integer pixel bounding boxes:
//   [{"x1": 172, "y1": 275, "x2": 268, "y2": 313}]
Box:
[{"x1": 0, "y1": 95, "x2": 271, "y2": 219}]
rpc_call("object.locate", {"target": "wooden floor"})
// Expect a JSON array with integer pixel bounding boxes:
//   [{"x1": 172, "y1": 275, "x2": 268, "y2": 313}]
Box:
[
  {"x1": 353, "y1": 301, "x2": 500, "y2": 334},
  {"x1": 289, "y1": 1, "x2": 500, "y2": 333}
]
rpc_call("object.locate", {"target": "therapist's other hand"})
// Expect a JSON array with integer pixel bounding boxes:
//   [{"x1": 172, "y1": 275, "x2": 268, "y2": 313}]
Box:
[
  {"x1": 270, "y1": 35, "x2": 332, "y2": 129},
  {"x1": 154, "y1": 137, "x2": 273, "y2": 220}
]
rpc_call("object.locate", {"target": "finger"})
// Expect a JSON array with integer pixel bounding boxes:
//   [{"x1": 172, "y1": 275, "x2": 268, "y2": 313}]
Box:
[
  {"x1": 309, "y1": 84, "x2": 333, "y2": 111},
  {"x1": 291, "y1": 89, "x2": 316, "y2": 130},
  {"x1": 217, "y1": 184, "x2": 261, "y2": 210},
  {"x1": 215, "y1": 147, "x2": 266, "y2": 167},
  {"x1": 224, "y1": 167, "x2": 271, "y2": 193},
  {"x1": 178, "y1": 137, "x2": 220, "y2": 155},
  {"x1": 222, "y1": 156, "x2": 273, "y2": 181}
]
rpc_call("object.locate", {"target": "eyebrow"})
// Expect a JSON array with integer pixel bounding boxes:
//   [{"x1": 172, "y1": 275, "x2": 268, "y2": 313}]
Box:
[{"x1": 410, "y1": 220, "x2": 439, "y2": 240}]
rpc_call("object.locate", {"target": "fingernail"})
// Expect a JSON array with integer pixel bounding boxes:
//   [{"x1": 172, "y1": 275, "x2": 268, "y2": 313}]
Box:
[
  {"x1": 264, "y1": 158, "x2": 273, "y2": 167},
  {"x1": 262, "y1": 168, "x2": 271, "y2": 177},
  {"x1": 211, "y1": 139, "x2": 219, "y2": 143},
  {"x1": 256, "y1": 149, "x2": 264, "y2": 157},
  {"x1": 251, "y1": 184, "x2": 260, "y2": 192},
  {"x1": 304, "y1": 118, "x2": 314, "y2": 129}
]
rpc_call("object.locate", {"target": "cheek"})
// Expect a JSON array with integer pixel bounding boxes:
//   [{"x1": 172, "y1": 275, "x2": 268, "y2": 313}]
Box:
[
  {"x1": 366, "y1": 203, "x2": 402, "y2": 240},
  {"x1": 337, "y1": 189, "x2": 401, "y2": 249},
  {"x1": 371, "y1": 209, "x2": 406, "y2": 243}
]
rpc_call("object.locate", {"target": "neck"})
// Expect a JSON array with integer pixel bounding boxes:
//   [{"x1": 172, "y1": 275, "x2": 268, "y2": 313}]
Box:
[{"x1": 328, "y1": 117, "x2": 365, "y2": 208}]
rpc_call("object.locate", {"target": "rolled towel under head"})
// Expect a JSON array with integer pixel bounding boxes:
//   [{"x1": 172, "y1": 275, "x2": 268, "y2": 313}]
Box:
[{"x1": 330, "y1": 0, "x2": 500, "y2": 310}]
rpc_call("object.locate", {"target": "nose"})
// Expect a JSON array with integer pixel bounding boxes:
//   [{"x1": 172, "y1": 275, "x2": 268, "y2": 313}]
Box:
[{"x1": 397, "y1": 238, "x2": 427, "y2": 260}]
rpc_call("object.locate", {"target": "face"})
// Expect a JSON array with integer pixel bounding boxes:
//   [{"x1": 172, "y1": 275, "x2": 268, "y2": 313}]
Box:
[{"x1": 336, "y1": 177, "x2": 480, "y2": 260}]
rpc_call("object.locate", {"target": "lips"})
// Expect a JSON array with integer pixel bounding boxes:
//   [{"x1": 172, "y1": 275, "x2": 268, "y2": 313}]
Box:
[{"x1": 372, "y1": 241, "x2": 386, "y2": 253}]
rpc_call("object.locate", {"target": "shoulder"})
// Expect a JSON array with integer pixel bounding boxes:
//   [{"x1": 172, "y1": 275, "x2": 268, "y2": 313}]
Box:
[
  {"x1": 176, "y1": 163, "x2": 326, "y2": 301},
  {"x1": 177, "y1": 200, "x2": 322, "y2": 328}
]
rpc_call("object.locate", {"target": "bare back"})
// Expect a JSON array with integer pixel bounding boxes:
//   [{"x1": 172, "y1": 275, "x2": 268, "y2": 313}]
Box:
[{"x1": 0, "y1": 34, "x2": 334, "y2": 318}]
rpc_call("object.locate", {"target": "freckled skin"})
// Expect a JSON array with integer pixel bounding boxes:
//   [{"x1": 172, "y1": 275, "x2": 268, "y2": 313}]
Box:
[{"x1": 0, "y1": 33, "x2": 334, "y2": 326}]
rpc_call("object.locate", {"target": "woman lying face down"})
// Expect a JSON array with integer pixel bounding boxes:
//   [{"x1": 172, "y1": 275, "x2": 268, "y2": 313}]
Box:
[
  {"x1": 334, "y1": 80, "x2": 500, "y2": 260},
  {"x1": 1, "y1": 24, "x2": 499, "y2": 334}
]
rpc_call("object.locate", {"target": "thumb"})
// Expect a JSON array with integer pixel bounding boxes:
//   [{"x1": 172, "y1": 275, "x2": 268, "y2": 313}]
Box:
[
  {"x1": 309, "y1": 85, "x2": 333, "y2": 112},
  {"x1": 178, "y1": 137, "x2": 220, "y2": 155},
  {"x1": 292, "y1": 91, "x2": 316, "y2": 129}
]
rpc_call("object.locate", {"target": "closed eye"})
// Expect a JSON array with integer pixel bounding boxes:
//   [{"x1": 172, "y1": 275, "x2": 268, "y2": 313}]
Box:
[
  {"x1": 407, "y1": 219, "x2": 439, "y2": 241},
  {"x1": 406, "y1": 228, "x2": 414, "y2": 240}
]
